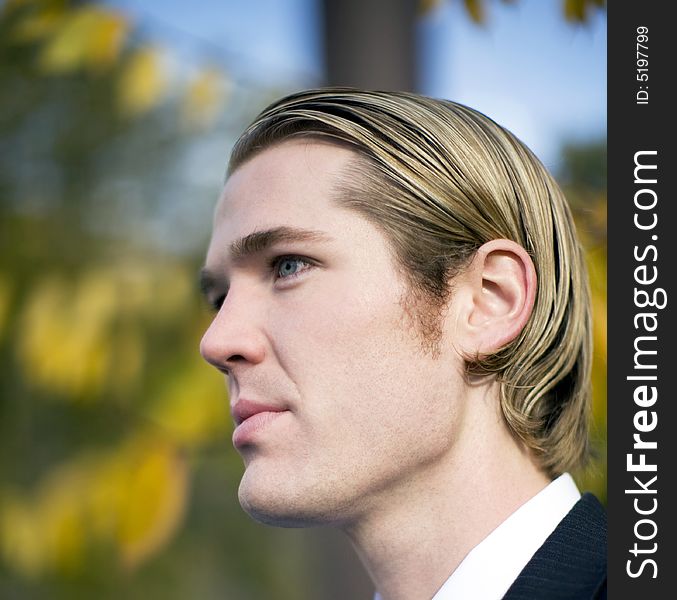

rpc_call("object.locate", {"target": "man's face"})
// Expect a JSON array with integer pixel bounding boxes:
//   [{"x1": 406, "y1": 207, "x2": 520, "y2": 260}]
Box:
[{"x1": 200, "y1": 140, "x2": 467, "y2": 527}]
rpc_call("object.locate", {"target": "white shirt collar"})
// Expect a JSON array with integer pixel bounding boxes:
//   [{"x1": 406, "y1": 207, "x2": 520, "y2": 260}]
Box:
[{"x1": 374, "y1": 473, "x2": 581, "y2": 600}]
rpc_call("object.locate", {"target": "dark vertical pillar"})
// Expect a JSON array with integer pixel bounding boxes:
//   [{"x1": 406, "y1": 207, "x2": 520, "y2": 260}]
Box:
[{"x1": 322, "y1": 0, "x2": 418, "y2": 91}]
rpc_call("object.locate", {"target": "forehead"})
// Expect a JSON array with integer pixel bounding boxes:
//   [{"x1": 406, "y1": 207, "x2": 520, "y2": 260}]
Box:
[
  {"x1": 206, "y1": 140, "x2": 362, "y2": 262},
  {"x1": 220, "y1": 140, "x2": 356, "y2": 224}
]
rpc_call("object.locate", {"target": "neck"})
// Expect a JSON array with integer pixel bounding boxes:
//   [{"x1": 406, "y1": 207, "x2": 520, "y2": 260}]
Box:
[{"x1": 342, "y1": 385, "x2": 550, "y2": 600}]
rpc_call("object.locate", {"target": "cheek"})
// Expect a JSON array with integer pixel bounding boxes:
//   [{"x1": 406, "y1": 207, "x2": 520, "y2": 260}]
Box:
[
  {"x1": 270, "y1": 277, "x2": 407, "y2": 381},
  {"x1": 269, "y1": 280, "x2": 455, "y2": 438},
  {"x1": 259, "y1": 279, "x2": 465, "y2": 507}
]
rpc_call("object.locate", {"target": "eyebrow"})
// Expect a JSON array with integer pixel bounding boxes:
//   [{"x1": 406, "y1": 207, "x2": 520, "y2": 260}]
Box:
[
  {"x1": 199, "y1": 226, "x2": 333, "y2": 298},
  {"x1": 229, "y1": 226, "x2": 332, "y2": 261}
]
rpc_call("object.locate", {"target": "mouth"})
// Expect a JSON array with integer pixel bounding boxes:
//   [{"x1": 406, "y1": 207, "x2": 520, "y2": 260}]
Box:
[
  {"x1": 231, "y1": 399, "x2": 289, "y2": 449},
  {"x1": 231, "y1": 399, "x2": 287, "y2": 425}
]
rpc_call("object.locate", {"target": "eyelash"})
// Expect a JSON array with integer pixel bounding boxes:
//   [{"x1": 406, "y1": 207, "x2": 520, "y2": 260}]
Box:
[
  {"x1": 209, "y1": 255, "x2": 313, "y2": 312},
  {"x1": 268, "y1": 255, "x2": 314, "y2": 281}
]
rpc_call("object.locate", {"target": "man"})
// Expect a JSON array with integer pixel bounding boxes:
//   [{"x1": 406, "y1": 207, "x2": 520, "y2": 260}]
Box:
[{"x1": 199, "y1": 88, "x2": 606, "y2": 599}]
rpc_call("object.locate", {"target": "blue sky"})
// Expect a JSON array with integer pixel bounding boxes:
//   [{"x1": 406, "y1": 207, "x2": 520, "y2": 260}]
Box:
[
  {"x1": 107, "y1": 0, "x2": 606, "y2": 169},
  {"x1": 420, "y1": 0, "x2": 606, "y2": 169}
]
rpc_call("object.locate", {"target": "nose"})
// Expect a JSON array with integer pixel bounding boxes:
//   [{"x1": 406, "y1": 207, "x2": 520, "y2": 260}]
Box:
[{"x1": 199, "y1": 292, "x2": 267, "y2": 373}]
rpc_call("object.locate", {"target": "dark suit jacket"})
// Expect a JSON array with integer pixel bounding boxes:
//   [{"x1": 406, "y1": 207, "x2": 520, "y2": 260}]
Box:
[{"x1": 502, "y1": 493, "x2": 607, "y2": 600}]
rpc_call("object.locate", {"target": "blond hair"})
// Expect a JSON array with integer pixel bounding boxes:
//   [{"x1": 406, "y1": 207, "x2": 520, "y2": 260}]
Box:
[{"x1": 228, "y1": 88, "x2": 592, "y2": 477}]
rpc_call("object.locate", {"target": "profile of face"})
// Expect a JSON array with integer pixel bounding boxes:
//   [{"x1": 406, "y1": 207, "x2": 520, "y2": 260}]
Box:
[{"x1": 200, "y1": 140, "x2": 471, "y2": 528}]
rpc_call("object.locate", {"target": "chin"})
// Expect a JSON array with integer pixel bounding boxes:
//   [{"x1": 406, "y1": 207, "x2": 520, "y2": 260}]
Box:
[{"x1": 237, "y1": 466, "x2": 347, "y2": 529}]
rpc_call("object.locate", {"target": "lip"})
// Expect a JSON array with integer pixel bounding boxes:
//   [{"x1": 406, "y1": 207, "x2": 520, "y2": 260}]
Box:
[{"x1": 231, "y1": 399, "x2": 288, "y2": 449}]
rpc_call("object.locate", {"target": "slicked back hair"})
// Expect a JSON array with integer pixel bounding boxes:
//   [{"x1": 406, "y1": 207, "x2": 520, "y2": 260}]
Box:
[{"x1": 226, "y1": 88, "x2": 592, "y2": 478}]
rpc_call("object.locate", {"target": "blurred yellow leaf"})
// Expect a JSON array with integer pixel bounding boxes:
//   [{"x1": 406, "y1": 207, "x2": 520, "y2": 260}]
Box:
[
  {"x1": 0, "y1": 435, "x2": 190, "y2": 577},
  {"x1": 587, "y1": 247, "x2": 607, "y2": 427},
  {"x1": 15, "y1": 261, "x2": 200, "y2": 401},
  {"x1": 0, "y1": 493, "x2": 46, "y2": 578},
  {"x1": 17, "y1": 273, "x2": 116, "y2": 400},
  {"x1": 118, "y1": 46, "x2": 167, "y2": 116},
  {"x1": 181, "y1": 67, "x2": 228, "y2": 129},
  {"x1": 87, "y1": 10, "x2": 129, "y2": 70},
  {"x1": 0, "y1": 464, "x2": 87, "y2": 578},
  {"x1": 116, "y1": 436, "x2": 189, "y2": 569},
  {"x1": 39, "y1": 5, "x2": 130, "y2": 74},
  {"x1": 39, "y1": 474, "x2": 87, "y2": 574},
  {"x1": 586, "y1": 245, "x2": 607, "y2": 338},
  {"x1": 464, "y1": 0, "x2": 485, "y2": 23},
  {"x1": 564, "y1": 0, "x2": 586, "y2": 22},
  {"x1": 85, "y1": 456, "x2": 128, "y2": 541}
]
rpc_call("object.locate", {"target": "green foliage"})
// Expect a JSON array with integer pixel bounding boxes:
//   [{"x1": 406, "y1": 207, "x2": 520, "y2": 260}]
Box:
[{"x1": 0, "y1": 2, "x2": 318, "y2": 598}]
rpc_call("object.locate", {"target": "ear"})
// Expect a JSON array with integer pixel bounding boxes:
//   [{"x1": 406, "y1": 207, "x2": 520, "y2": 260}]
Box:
[{"x1": 453, "y1": 239, "x2": 537, "y2": 357}]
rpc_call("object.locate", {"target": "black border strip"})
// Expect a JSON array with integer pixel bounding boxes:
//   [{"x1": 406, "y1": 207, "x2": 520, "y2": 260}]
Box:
[{"x1": 608, "y1": 3, "x2": 675, "y2": 597}]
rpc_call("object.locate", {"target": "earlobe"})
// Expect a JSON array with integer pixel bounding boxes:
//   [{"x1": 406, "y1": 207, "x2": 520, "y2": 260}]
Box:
[{"x1": 460, "y1": 239, "x2": 537, "y2": 355}]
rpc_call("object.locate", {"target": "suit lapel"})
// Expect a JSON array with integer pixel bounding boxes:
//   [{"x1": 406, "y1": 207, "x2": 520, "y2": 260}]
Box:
[{"x1": 502, "y1": 493, "x2": 607, "y2": 599}]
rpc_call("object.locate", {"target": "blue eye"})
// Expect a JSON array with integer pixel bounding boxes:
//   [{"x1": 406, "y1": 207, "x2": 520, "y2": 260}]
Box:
[{"x1": 275, "y1": 257, "x2": 309, "y2": 279}]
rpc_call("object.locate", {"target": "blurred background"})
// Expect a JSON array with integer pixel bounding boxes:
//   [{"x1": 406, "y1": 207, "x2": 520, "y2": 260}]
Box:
[{"x1": 0, "y1": 0, "x2": 606, "y2": 598}]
